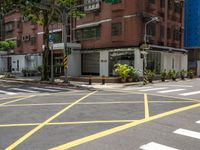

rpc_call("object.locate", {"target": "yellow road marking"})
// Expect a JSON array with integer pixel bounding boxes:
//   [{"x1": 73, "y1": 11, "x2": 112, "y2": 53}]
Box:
[
  {"x1": 0, "y1": 95, "x2": 35, "y2": 106},
  {"x1": 5, "y1": 91, "x2": 97, "y2": 150},
  {"x1": 0, "y1": 120, "x2": 136, "y2": 127},
  {"x1": 144, "y1": 94, "x2": 149, "y2": 118},
  {"x1": 50, "y1": 103, "x2": 200, "y2": 150},
  {"x1": 0, "y1": 96, "x2": 26, "y2": 101},
  {"x1": 0, "y1": 100, "x2": 196, "y2": 108}
]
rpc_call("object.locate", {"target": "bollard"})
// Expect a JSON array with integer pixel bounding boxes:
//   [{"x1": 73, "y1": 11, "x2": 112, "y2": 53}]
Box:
[
  {"x1": 102, "y1": 75, "x2": 105, "y2": 85},
  {"x1": 88, "y1": 75, "x2": 92, "y2": 85}
]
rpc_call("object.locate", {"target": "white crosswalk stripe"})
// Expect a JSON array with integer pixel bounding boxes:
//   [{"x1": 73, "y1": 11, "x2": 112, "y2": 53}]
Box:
[
  {"x1": 174, "y1": 128, "x2": 200, "y2": 139},
  {"x1": 140, "y1": 142, "x2": 179, "y2": 150},
  {"x1": 179, "y1": 91, "x2": 200, "y2": 96},
  {"x1": 29, "y1": 87, "x2": 60, "y2": 92},
  {"x1": 45, "y1": 86, "x2": 67, "y2": 90},
  {"x1": 196, "y1": 120, "x2": 200, "y2": 124},
  {"x1": 124, "y1": 87, "x2": 152, "y2": 90},
  {"x1": 10, "y1": 88, "x2": 37, "y2": 93},
  {"x1": 158, "y1": 89, "x2": 186, "y2": 94},
  {"x1": 0, "y1": 90, "x2": 17, "y2": 95},
  {"x1": 139, "y1": 87, "x2": 168, "y2": 92}
]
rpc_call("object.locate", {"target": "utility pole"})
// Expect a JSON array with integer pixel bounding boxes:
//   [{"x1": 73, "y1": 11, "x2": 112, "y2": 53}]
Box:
[{"x1": 62, "y1": 7, "x2": 69, "y2": 83}]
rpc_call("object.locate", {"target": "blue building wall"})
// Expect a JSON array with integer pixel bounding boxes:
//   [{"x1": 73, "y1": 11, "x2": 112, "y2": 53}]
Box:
[{"x1": 184, "y1": 0, "x2": 200, "y2": 48}]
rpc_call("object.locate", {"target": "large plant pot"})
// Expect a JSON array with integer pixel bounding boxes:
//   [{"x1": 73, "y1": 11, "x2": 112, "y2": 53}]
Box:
[
  {"x1": 148, "y1": 78, "x2": 153, "y2": 83},
  {"x1": 161, "y1": 77, "x2": 165, "y2": 82},
  {"x1": 127, "y1": 77, "x2": 133, "y2": 82},
  {"x1": 172, "y1": 77, "x2": 176, "y2": 81},
  {"x1": 121, "y1": 78, "x2": 126, "y2": 83},
  {"x1": 181, "y1": 76, "x2": 185, "y2": 80}
]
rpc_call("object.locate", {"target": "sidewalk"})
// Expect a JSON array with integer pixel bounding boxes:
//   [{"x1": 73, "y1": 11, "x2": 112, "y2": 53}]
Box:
[{"x1": 0, "y1": 75, "x2": 144, "y2": 89}]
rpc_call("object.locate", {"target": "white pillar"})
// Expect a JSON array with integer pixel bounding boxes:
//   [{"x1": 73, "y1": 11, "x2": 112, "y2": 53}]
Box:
[
  {"x1": 100, "y1": 51, "x2": 109, "y2": 76},
  {"x1": 68, "y1": 51, "x2": 81, "y2": 76},
  {"x1": 134, "y1": 48, "x2": 143, "y2": 75}
]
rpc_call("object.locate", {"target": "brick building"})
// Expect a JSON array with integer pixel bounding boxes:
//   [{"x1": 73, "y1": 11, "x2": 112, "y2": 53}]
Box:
[
  {"x1": 75, "y1": 0, "x2": 187, "y2": 76},
  {"x1": 0, "y1": 0, "x2": 188, "y2": 77}
]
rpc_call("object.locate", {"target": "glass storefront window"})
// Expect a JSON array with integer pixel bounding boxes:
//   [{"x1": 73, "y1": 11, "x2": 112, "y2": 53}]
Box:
[
  {"x1": 146, "y1": 51, "x2": 161, "y2": 74},
  {"x1": 109, "y1": 51, "x2": 134, "y2": 76}
]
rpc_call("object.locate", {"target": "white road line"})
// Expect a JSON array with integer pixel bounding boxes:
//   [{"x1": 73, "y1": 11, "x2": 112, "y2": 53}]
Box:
[
  {"x1": 174, "y1": 128, "x2": 200, "y2": 139},
  {"x1": 140, "y1": 142, "x2": 179, "y2": 150},
  {"x1": 196, "y1": 120, "x2": 200, "y2": 124},
  {"x1": 124, "y1": 87, "x2": 152, "y2": 90},
  {"x1": 0, "y1": 90, "x2": 17, "y2": 95},
  {"x1": 29, "y1": 87, "x2": 60, "y2": 92},
  {"x1": 158, "y1": 89, "x2": 185, "y2": 94},
  {"x1": 45, "y1": 86, "x2": 67, "y2": 90},
  {"x1": 155, "y1": 85, "x2": 193, "y2": 88},
  {"x1": 139, "y1": 87, "x2": 168, "y2": 92},
  {"x1": 10, "y1": 88, "x2": 36, "y2": 93},
  {"x1": 179, "y1": 91, "x2": 200, "y2": 96}
]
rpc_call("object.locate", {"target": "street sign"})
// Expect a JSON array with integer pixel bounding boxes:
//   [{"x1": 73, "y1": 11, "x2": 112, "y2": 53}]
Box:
[
  {"x1": 48, "y1": 34, "x2": 55, "y2": 43},
  {"x1": 53, "y1": 43, "x2": 81, "y2": 50}
]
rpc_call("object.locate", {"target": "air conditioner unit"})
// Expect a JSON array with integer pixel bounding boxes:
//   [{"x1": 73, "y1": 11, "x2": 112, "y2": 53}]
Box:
[
  {"x1": 25, "y1": 35, "x2": 30, "y2": 41},
  {"x1": 22, "y1": 35, "x2": 26, "y2": 41}
]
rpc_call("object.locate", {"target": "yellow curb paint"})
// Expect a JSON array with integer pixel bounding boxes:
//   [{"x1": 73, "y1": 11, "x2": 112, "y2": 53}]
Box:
[
  {"x1": 0, "y1": 95, "x2": 35, "y2": 106},
  {"x1": 5, "y1": 91, "x2": 97, "y2": 150},
  {"x1": 144, "y1": 94, "x2": 149, "y2": 118},
  {"x1": 0, "y1": 120, "x2": 136, "y2": 128},
  {"x1": 50, "y1": 103, "x2": 200, "y2": 150}
]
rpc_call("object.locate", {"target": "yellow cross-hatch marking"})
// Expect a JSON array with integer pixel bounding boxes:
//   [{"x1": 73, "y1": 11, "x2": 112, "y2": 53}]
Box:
[
  {"x1": 0, "y1": 120, "x2": 136, "y2": 128},
  {"x1": 5, "y1": 91, "x2": 97, "y2": 150},
  {"x1": 50, "y1": 102, "x2": 200, "y2": 150}
]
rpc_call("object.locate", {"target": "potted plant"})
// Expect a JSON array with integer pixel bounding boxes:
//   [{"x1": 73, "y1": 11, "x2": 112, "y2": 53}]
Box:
[
  {"x1": 171, "y1": 70, "x2": 178, "y2": 81},
  {"x1": 127, "y1": 66, "x2": 140, "y2": 82},
  {"x1": 114, "y1": 64, "x2": 129, "y2": 83},
  {"x1": 168, "y1": 70, "x2": 173, "y2": 79},
  {"x1": 146, "y1": 70, "x2": 155, "y2": 83},
  {"x1": 22, "y1": 69, "x2": 27, "y2": 77},
  {"x1": 188, "y1": 70, "x2": 194, "y2": 79},
  {"x1": 160, "y1": 69, "x2": 167, "y2": 82},
  {"x1": 180, "y1": 70, "x2": 186, "y2": 80}
]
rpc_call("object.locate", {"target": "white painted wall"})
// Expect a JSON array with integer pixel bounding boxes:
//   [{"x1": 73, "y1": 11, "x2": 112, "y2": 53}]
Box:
[
  {"x1": 0, "y1": 56, "x2": 8, "y2": 74},
  {"x1": 11, "y1": 55, "x2": 25, "y2": 73},
  {"x1": 10, "y1": 54, "x2": 43, "y2": 73},
  {"x1": 162, "y1": 52, "x2": 188, "y2": 71},
  {"x1": 100, "y1": 51, "x2": 109, "y2": 76},
  {"x1": 68, "y1": 50, "x2": 81, "y2": 76},
  {"x1": 134, "y1": 48, "x2": 144, "y2": 75}
]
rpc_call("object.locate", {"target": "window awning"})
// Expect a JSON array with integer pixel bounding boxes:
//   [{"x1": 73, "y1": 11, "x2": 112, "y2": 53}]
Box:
[
  {"x1": 76, "y1": 19, "x2": 112, "y2": 30},
  {"x1": 149, "y1": 45, "x2": 188, "y2": 53}
]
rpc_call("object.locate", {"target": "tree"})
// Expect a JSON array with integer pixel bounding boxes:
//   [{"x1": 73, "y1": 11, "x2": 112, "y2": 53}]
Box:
[
  {"x1": 2, "y1": 0, "x2": 84, "y2": 81},
  {"x1": 0, "y1": 40, "x2": 16, "y2": 51}
]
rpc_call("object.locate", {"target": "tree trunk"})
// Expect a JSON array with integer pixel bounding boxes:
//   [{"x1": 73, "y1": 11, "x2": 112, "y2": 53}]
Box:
[{"x1": 41, "y1": 11, "x2": 50, "y2": 81}]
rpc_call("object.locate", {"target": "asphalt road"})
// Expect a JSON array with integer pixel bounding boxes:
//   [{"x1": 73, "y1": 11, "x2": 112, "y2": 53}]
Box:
[{"x1": 0, "y1": 79, "x2": 200, "y2": 150}]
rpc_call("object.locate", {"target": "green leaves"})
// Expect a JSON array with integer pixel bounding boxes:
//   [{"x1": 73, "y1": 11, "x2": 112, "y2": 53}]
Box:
[{"x1": 0, "y1": 40, "x2": 16, "y2": 51}]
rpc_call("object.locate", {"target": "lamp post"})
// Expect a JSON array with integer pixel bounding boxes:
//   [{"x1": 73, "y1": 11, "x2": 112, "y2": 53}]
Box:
[{"x1": 142, "y1": 16, "x2": 159, "y2": 85}]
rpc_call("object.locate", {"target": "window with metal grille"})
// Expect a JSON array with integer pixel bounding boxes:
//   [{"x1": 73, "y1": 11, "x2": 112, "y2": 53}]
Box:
[{"x1": 111, "y1": 23, "x2": 122, "y2": 36}]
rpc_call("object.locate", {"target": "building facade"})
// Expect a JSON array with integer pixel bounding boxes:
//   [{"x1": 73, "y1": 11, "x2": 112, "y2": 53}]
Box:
[
  {"x1": 75, "y1": 0, "x2": 187, "y2": 76},
  {"x1": 0, "y1": 9, "x2": 81, "y2": 76},
  {"x1": 184, "y1": 0, "x2": 200, "y2": 76}
]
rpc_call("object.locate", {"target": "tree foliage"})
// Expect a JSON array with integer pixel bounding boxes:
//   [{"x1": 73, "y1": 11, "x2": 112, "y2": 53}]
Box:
[
  {"x1": 0, "y1": 40, "x2": 16, "y2": 51},
  {"x1": 2, "y1": 0, "x2": 84, "y2": 80}
]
